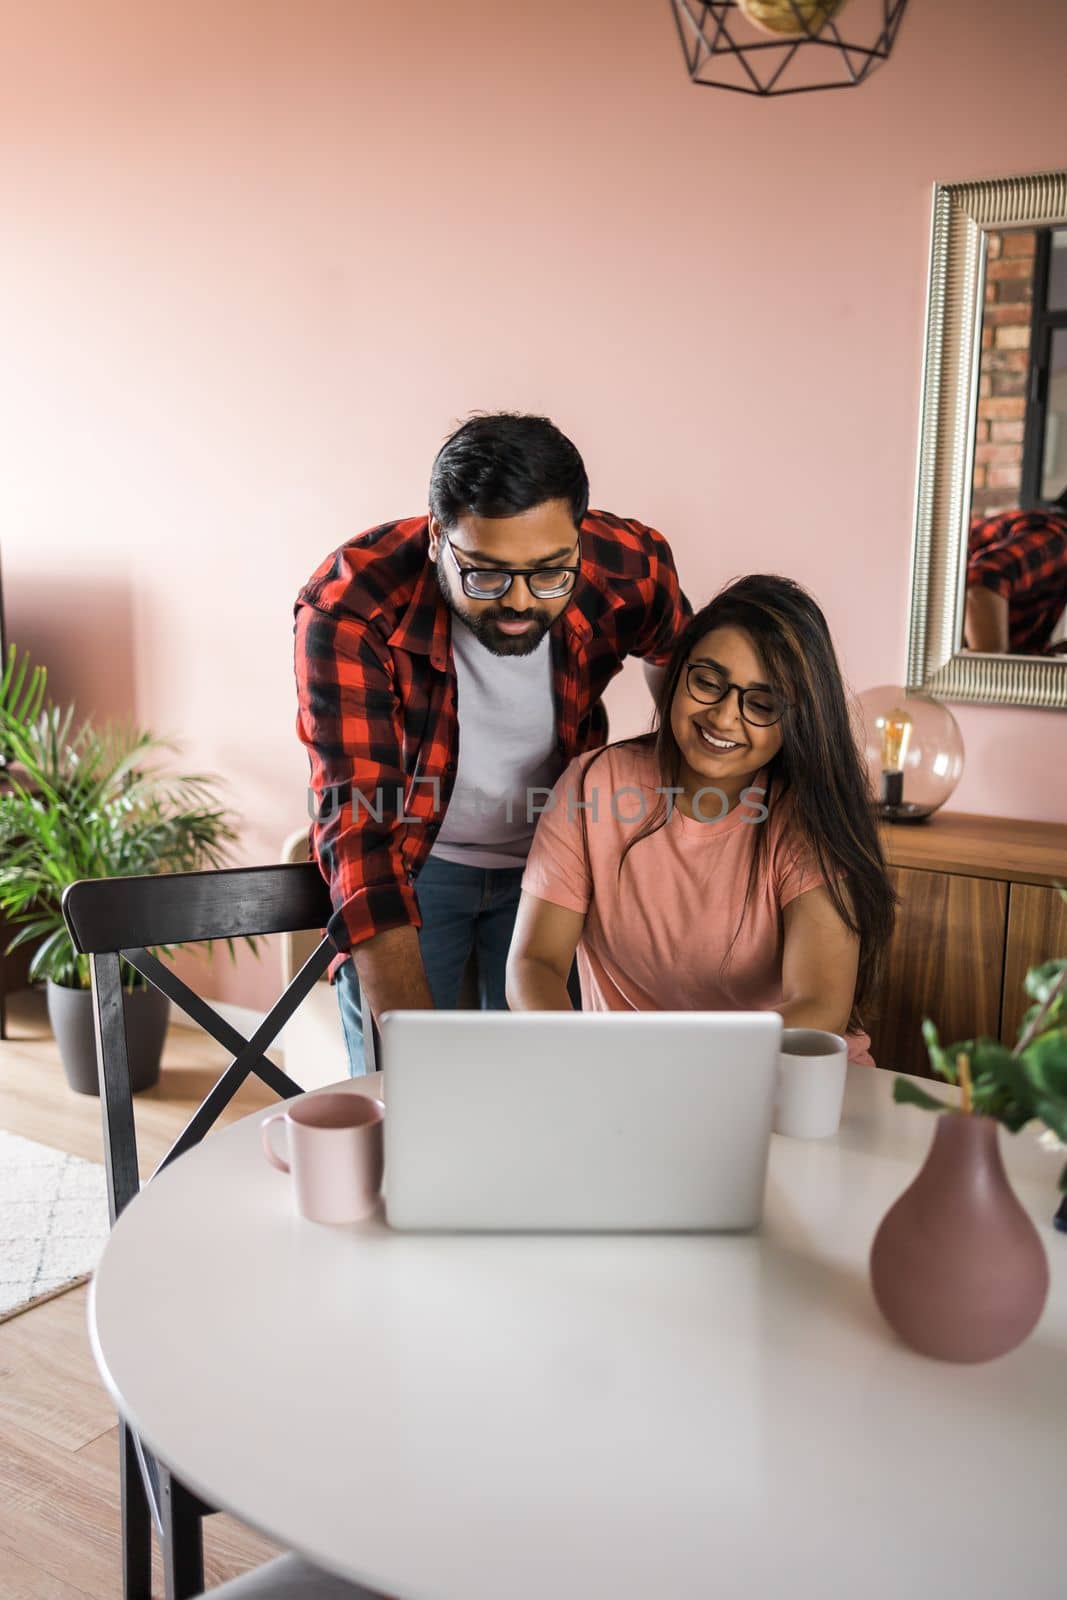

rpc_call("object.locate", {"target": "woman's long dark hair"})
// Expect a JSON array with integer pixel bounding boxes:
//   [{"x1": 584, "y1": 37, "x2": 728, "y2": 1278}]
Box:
[{"x1": 579, "y1": 574, "x2": 895, "y2": 1031}]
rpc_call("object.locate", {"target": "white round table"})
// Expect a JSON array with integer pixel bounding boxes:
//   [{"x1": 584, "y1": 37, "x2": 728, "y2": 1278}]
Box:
[{"x1": 90, "y1": 1066, "x2": 1065, "y2": 1600}]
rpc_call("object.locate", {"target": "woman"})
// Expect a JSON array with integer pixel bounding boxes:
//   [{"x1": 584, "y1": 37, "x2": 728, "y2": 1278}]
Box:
[{"x1": 506, "y1": 575, "x2": 895, "y2": 1063}]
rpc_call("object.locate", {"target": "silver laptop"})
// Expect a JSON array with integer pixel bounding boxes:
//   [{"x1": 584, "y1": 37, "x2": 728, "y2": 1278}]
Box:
[{"x1": 380, "y1": 1011, "x2": 782, "y2": 1233}]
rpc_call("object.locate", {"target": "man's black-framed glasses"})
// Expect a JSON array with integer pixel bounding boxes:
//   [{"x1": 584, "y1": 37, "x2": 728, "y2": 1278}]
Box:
[
  {"x1": 685, "y1": 663, "x2": 788, "y2": 728},
  {"x1": 444, "y1": 534, "x2": 581, "y2": 601}
]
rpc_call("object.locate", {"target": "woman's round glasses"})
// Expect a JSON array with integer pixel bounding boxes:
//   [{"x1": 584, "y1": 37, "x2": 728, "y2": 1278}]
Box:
[
  {"x1": 444, "y1": 534, "x2": 581, "y2": 601},
  {"x1": 684, "y1": 663, "x2": 787, "y2": 728}
]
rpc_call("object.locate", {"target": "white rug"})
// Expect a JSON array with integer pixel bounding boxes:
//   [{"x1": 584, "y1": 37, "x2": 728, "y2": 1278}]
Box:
[{"x1": 0, "y1": 1129, "x2": 110, "y2": 1323}]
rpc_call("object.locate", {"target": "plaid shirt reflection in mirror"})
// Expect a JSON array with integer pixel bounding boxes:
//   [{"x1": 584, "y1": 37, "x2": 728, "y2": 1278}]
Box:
[
  {"x1": 294, "y1": 512, "x2": 690, "y2": 978},
  {"x1": 967, "y1": 509, "x2": 1067, "y2": 654}
]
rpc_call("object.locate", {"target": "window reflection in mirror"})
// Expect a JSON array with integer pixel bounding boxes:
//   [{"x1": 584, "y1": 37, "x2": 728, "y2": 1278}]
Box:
[{"x1": 964, "y1": 226, "x2": 1067, "y2": 659}]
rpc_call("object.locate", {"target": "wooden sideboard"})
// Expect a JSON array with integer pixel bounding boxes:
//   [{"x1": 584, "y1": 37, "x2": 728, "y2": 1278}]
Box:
[{"x1": 868, "y1": 811, "x2": 1067, "y2": 1077}]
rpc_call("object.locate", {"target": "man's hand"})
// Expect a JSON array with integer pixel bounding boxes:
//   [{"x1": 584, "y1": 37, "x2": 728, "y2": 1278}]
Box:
[
  {"x1": 353, "y1": 925, "x2": 434, "y2": 1023},
  {"x1": 963, "y1": 585, "x2": 1010, "y2": 653}
]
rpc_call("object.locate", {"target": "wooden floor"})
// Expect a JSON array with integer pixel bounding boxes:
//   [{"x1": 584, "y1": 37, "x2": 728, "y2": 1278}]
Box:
[{"x1": 0, "y1": 989, "x2": 286, "y2": 1598}]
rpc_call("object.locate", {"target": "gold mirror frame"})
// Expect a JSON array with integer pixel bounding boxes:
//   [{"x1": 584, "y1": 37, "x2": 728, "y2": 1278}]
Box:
[{"x1": 906, "y1": 171, "x2": 1067, "y2": 708}]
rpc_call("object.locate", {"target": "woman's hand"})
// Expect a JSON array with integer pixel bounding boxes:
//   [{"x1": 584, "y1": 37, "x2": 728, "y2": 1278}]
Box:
[{"x1": 506, "y1": 891, "x2": 586, "y2": 1010}]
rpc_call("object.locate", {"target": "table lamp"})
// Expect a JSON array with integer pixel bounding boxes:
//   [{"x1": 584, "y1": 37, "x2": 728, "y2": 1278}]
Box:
[{"x1": 857, "y1": 685, "x2": 964, "y2": 823}]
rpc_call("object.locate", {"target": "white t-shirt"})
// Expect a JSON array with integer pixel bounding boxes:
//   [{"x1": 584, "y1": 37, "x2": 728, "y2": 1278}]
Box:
[{"x1": 431, "y1": 617, "x2": 562, "y2": 871}]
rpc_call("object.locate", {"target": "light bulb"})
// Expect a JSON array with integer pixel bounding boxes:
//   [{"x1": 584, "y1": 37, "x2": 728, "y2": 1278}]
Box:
[
  {"x1": 880, "y1": 709, "x2": 912, "y2": 772},
  {"x1": 738, "y1": 0, "x2": 845, "y2": 36},
  {"x1": 880, "y1": 708, "x2": 912, "y2": 809}
]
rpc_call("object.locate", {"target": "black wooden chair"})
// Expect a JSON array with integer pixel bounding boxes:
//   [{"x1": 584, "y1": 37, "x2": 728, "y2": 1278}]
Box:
[{"x1": 61, "y1": 862, "x2": 379, "y2": 1600}]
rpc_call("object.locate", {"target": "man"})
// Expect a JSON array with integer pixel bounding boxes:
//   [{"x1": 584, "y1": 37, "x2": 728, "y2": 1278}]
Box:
[
  {"x1": 964, "y1": 487, "x2": 1067, "y2": 655},
  {"x1": 293, "y1": 412, "x2": 690, "y2": 1073}
]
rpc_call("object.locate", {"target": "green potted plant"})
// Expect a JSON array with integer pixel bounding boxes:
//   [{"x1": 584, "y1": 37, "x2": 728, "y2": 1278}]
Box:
[
  {"x1": 870, "y1": 923, "x2": 1067, "y2": 1363},
  {"x1": 0, "y1": 646, "x2": 250, "y2": 1094}
]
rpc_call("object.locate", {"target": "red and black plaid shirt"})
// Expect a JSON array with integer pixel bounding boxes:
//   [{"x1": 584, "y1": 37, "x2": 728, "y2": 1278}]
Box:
[
  {"x1": 294, "y1": 512, "x2": 690, "y2": 978},
  {"x1": 967, "y1": 510, "x2": 1067, "y2": 654}
]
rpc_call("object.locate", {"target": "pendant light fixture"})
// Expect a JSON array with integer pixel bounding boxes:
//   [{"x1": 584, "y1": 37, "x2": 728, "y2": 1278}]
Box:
[{"x1": 670, "y1": 0, "x2": 909, "y2": 96}]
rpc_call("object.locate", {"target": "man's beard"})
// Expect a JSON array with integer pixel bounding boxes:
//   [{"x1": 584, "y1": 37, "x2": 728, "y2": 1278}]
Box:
[{"x1": 435, "y1": 557, "x2": 553, "y2": 657}]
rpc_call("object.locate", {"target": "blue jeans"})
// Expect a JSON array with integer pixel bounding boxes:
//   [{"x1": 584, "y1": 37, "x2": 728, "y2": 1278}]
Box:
[{"x1": 335, "y1": 855, "x2": 527, "y2": 1077}]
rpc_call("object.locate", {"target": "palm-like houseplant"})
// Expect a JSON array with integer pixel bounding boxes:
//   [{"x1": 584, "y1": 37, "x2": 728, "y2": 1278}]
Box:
[{"x1": 0, "y1": 646, "x2": 252, "y2": 1092}]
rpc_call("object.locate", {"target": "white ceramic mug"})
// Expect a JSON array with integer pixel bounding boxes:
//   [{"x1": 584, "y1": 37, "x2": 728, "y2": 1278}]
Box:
[
  {"x1": 261, "y1": 1091, "x2": 384, "y2": 1222},
  {"x1": 774, "y1": 1028, "x2": 848, "y2": 1139}
]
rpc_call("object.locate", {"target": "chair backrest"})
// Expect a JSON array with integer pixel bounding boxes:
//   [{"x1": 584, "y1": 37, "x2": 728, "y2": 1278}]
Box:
[{"x1": 62, "y1": 862, "x2": 334, "y2": 1226}]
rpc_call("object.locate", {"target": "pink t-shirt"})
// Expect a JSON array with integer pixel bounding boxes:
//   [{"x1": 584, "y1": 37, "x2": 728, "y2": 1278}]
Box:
[{"x1": 521, "y1": 742, "x2": 873, "y2": 1065}]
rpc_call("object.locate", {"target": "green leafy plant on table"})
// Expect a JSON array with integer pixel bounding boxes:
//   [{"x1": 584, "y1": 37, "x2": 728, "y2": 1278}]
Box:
[{"x1": 893, "y1": 894, "x2": 1067, "y2": 1195}]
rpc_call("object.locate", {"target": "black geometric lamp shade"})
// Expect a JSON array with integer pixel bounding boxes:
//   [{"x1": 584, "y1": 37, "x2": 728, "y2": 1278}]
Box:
[{"x1": 670, "y1": 0, "x2": 910, "y2": 97}]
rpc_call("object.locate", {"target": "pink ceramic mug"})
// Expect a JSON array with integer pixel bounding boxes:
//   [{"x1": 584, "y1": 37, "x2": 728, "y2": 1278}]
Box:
[{"x1": 261, "y1": 1092, "x2": 385, "y2": 1223}]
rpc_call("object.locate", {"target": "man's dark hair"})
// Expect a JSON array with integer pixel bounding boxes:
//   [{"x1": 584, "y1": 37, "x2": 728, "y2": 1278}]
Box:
[{"x1": 428, "y1": 412, "x2": 589, "y2": 531}]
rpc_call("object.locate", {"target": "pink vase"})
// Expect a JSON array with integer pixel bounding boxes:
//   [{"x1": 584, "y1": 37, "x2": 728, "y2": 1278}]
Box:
[{"x1": 870, "y1": 1113, "x2": 1049, "y2": 1363}]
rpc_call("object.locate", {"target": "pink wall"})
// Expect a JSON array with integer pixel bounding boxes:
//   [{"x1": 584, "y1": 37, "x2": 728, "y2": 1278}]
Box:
[{"x1": 1, "y1": 0, "x2": 1065, "y2": 1010}]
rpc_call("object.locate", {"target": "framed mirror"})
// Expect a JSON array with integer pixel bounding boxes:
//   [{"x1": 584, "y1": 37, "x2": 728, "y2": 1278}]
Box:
[{"x1": 906, "y1": 171, "x2": 1067, "y2": 708}]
